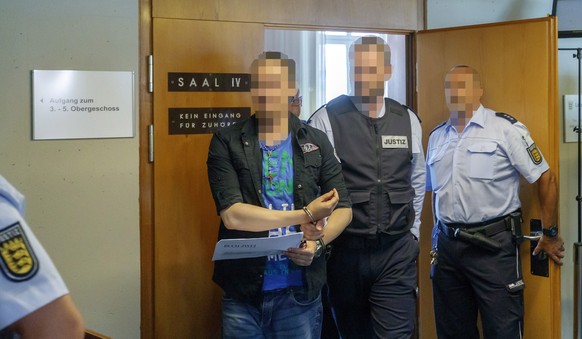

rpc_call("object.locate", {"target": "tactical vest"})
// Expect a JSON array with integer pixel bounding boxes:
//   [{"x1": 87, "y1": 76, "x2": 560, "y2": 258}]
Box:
[{"x1": 326, "y1": 95, "x2": 415, "y2": 238}]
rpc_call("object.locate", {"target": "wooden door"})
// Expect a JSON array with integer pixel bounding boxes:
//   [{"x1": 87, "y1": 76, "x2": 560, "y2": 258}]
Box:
[
  {"x1": 152, "y1": 19, "x2": 264, "y2": 338},
  {"x1": 416, "y1": 17, "x2": 559, "y2": 338}
]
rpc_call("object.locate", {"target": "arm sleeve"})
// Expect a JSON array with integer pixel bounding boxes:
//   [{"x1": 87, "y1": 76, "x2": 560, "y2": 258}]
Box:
[
  {"x1": 206, "y1": 132, "x2": 244, "y2": 214},
  {"x1": 409, "y1": 110, "x2": 426, "y2": 239},
  {"x1": 308, "y1": 107, "x2": 335, "y2": 147},
  {"x1": 504, "y1": 122, "x2": 549, "y2": 184},
  {"x1": 0, "y1": 200, "x2": 68, "y2": 330}
]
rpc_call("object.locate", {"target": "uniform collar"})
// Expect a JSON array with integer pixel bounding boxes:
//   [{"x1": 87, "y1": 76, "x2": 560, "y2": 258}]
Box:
[
  {"x1": 445, "y1": 104, "x2": 486, "y2": 133},
  {"x1": 469, "y1": 104, "x2": 486, "y2": 128}
]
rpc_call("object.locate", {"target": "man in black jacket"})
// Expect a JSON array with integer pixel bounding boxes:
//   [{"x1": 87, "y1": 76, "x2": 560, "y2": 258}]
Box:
[{"x1": 207, "y1": 51, "x2": 351, "y2": 338}]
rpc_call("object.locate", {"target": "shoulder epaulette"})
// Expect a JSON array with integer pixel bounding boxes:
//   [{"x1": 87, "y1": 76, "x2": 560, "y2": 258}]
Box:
[
  {"x1": 401, "y1": 104, "x2": 421, "y2": 123},
  {"x1": 495, "y1": 112, "x2": 518, "y2": 124},
  {"x1": 429, "y1": 121, "x2": 447, "y2": 136}
]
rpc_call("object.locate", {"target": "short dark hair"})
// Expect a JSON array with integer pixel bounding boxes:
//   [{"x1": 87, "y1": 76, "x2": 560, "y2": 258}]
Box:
[
  {"x1": 349, "y1": 36, "x2": 391, "y2": 67},
  {"x1": 446, "y1": 65, "x2": 482, "y2": 87},
  {"x1": 250, "y1": 51, "x2": 296, "y2": 89}
]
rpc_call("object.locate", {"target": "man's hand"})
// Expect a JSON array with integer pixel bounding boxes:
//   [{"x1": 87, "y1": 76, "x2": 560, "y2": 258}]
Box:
[
  {"x1": 286, "y1": 241, "x2": 317, "y2": 266},
  {"x1": 533, "y1": 234, "x2": 565, "y2": 265},
  {"x1": 300, "y1": 219, "x2": 325, "y2": 241},
  {"x1": 306, "y1": 189, "x2": 339, "y2": 221}
]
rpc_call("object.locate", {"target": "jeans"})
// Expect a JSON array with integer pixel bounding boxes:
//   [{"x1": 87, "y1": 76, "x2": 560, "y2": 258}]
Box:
[{"x1": 222, "y1": 289, "x2": 322, "y2": 339}]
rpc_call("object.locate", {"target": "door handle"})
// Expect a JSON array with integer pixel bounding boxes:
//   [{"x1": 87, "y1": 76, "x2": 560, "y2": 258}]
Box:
[
  {"x1": 529, "y1": 219, "x2": 549, "y2": 277},
  {"x1": 523, "y1": 234, "x2": 541, "y2": 241}
]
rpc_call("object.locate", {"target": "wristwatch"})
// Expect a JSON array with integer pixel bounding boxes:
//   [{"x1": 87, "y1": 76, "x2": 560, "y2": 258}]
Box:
[
  {"x1": 542, "y1": 225, "x2": 559, "y2": 238},
  {"x1": 314, "y1": 239, "x2": 325, "y2": 258}
]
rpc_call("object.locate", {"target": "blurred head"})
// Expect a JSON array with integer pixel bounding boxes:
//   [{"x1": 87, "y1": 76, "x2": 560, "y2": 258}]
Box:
[
  {"x1": 251, "y1": 52, "x2": 297, "y2": 120},
  {"x1": 349, "y1": 36, "x2": 392, "y2": 98},
  {"x1": 444, "y1": 65, "x2": 483, "y2": 113}
]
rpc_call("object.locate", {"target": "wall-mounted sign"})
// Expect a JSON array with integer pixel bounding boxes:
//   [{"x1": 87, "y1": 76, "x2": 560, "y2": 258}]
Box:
[
  {"x1": 168, "y1": 73, "x2": 250, "y2": 92},
  {"x1": 169, "y1": 107, "x2": 251, "y2": 134},
  {"x1": 32, "y1": 70, "x2": 134, "y2": 140},
  {"x1": 564, "y1": 94, "x2": 581, "y2": 143}
]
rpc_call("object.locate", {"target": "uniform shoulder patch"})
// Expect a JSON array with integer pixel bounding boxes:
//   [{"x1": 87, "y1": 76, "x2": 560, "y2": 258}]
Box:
[
  {"x1": 495, "y1": 112, "x2": 518, "y2": 124},
  {"x1": 527, "y1": 143, "x2": 543, "y2": 165},
  {"x1": 429, "y1": 121, "x2": 447, "y2": 136},
  {"x1": 0, "y1": 222, "x2": 39, "y2": 282}
]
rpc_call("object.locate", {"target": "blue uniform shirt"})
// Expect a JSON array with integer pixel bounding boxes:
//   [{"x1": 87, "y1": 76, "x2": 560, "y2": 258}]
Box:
[
  {"x1": 426, "y1": 105, "x2": 549, "y2": 224},
  {"x1": 0, "y1": 175, "x2": 69, "y2": 330}
]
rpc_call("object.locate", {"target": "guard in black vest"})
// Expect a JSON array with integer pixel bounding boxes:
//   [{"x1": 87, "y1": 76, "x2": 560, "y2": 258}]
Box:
[{"x1": 308, "y1": 36, "x2": 426, "y2": 339}]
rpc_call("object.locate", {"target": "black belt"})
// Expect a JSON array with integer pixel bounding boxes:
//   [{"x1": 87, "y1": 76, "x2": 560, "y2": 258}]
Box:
[
  {"x1": 438, "y1": 215, "x2": 511, "y2": 238},
  {"x1": 437, "y1": 215, "x2": 512, "y2": 252}
]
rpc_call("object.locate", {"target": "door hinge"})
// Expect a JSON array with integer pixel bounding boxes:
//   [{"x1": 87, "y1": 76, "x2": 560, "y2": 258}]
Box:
[
  {"x1": 147, "y1": 55, "x2": 153, "y2": 93},
  {"x1": 148, "y1": 124, "x2": 154, "y2": 163}
]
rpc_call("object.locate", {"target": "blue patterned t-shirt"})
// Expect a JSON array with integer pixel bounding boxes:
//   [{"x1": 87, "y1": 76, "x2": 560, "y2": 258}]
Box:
[{"x1": 261, "y1": 133, "x2": 304, "y2": 291}]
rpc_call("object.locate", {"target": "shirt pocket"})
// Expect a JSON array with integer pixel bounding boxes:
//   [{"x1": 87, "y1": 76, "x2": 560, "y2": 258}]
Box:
[
  {"x1": 427, "y1": 147, "x2": 448, "y2": 191},
  {"x1": 467, "y1": 141, "x2": 497, "y2": 179},
  {"x1": 302, "y1": 150, "x2": 322, "y2": 187},
  {"x1": 303, "y1": 151, "x2": 322, "y2": 168}
]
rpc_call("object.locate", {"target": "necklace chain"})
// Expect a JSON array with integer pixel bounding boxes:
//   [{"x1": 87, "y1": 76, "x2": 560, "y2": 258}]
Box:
[{"x1": 260, "y1": 142, "x2": 280, "y2": 189}]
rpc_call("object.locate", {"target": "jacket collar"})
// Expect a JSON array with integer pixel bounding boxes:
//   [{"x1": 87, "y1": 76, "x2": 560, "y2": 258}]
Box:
[{"x1": 240, "y1": 112, "x2": 306, "y2": 141}]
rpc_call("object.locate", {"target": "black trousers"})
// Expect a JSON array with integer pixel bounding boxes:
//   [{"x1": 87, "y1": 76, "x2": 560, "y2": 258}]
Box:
[
  {"x1": 432, "y1": 227, "x2": 524, "y2": 339},
  {"x1": 327, "y1": 233, "x2": 418, "y2": 339}
]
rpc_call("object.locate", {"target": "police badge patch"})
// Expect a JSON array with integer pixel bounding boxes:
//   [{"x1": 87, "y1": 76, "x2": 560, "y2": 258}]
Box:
[
  {"x1": 527, "y1": 143, "x2": 543, "y2": 165},
  {"x1": 0, "y1": 222, "x2": 39, "y2": 282}
]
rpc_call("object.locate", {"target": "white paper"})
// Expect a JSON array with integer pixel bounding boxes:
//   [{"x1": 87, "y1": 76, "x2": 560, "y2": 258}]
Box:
[{"x1": 212, "y1": 232, "x2": 303, "y2": 261}]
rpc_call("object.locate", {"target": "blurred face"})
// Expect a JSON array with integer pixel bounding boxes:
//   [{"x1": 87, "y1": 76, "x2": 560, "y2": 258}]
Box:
[
  {"x1": 353, "y1": 46, "x2": 388, "y2": 97},
  {"x1": 445, "y1": 67, "x2": 483, "y2": 112},
  {"x1": 251, "y1": 59, "x2": 296, "y2": 119}
]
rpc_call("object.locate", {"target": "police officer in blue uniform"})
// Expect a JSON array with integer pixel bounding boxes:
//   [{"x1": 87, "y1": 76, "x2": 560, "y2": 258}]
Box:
[
  {"x1": 426, "y1": 65, "x2": 565, "y2": 339},
  {"x1": 309, "y1": 36, "x2": 426, "y2": 339},
  {"x1": 0, "y1": 174, "x2": 84, "y2": 338}
]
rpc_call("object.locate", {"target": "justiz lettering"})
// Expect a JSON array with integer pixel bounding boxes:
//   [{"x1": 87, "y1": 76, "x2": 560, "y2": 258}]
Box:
[{"x1": 384, "y1": 138, "x2": 406, "y2": 145}]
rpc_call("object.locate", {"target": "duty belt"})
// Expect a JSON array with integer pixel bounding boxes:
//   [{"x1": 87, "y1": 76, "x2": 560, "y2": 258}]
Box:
[{"x1": 437, "y1": 214, "x2": 513, "y2": 252}]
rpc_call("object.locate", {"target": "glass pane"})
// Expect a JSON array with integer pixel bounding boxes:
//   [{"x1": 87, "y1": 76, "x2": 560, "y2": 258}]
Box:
[
  {"x1": 264, "y1": 28, "x2": 408, "y2": 121},
  {"x1": 325, "y1": 44, "x2": 347, "y2": 103}
]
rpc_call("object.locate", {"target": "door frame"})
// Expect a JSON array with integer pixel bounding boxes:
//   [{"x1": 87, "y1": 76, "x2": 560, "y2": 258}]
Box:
[
  {"x1": 138, "y1": 3, "x2": 418, "y2": 336},
  {"x1": 138, "y1": 0, "x2": 154, "y2": 338}
]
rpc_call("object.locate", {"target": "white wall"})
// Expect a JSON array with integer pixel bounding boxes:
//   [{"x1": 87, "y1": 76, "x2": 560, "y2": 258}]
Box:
[
  {"x1": 428, "y1": 1, "x2": 578, "y2": 338},
  {"x1": 428, "y1": 0, "x2": 553, "y2": 29},
  {"x1": 0, "y1": 1, "x2": 140, "y2": 338},
  {"x1": 558, "y1": 37, "x2": 582, "y2": 339}
]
